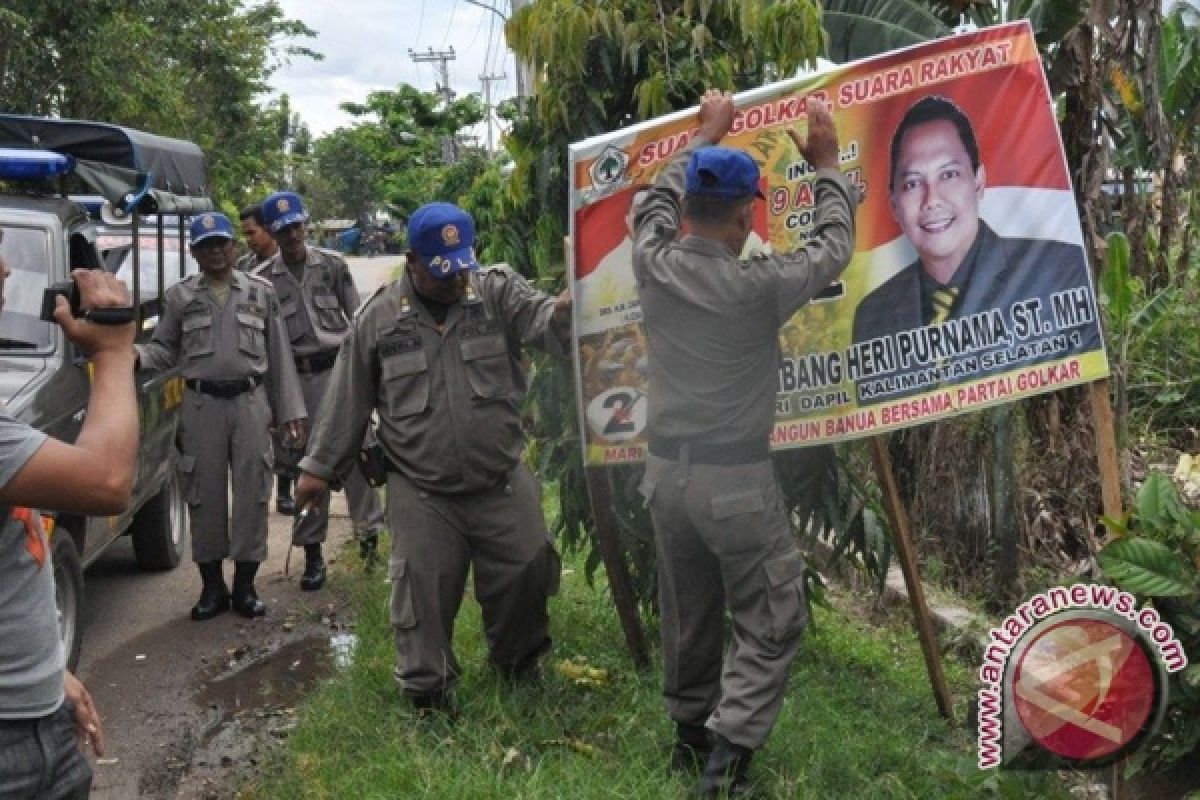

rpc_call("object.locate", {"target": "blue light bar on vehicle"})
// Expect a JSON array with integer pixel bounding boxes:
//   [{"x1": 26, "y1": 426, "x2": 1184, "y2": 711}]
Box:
[{"x1": 0, "y1": 148, "x2": 75, "y2": 179}]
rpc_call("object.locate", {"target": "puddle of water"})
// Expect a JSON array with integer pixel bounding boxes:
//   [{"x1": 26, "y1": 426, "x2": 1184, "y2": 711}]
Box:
[{"x1": 194, "y1": 636, "x2": 333, "y2": 712}]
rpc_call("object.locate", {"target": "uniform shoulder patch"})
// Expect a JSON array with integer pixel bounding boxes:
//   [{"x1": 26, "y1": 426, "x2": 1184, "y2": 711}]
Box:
[
  {"x1": 245, "y1": 271, "x2": 274, "y2": 288},
  {"x1": 354, "y1": 282, "x2": 391, "y2": 319},
  {"x1": 314, "y1": 247, "x2": 349, "y2": 267}
]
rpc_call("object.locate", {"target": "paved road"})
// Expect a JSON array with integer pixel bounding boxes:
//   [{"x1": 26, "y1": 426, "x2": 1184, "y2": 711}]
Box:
[{"x1": 76, "y1": 255, "x2": 401, "y2": 798}]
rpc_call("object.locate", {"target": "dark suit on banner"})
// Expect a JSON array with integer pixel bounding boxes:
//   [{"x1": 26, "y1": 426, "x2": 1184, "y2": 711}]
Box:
[{"x1": 851, "y1": 221, "x2": 1101, "y2": 401}]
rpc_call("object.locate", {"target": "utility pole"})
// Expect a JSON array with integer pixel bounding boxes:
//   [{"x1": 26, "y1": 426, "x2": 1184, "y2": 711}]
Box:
[
  {"x1": 466, "y1": 0, "x2": 530, "y2": 98},
  {"x1": 479, "y1": 71, "x2": 507, "y2": 153},
  {"x1": 409, "y1": 46, "x2": 458, "y2": 163},
  {"x1": 509, "y1": 0, "x2": 531, "y2": 97}
]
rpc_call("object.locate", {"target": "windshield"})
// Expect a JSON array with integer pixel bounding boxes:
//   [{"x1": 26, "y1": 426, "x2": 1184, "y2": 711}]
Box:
[
  {"x1": 0, "y1": 225, "x2": 53, "y2": 351},
  {"x1": 97, "y1": 230, "x2": 198, "y2": 300}
]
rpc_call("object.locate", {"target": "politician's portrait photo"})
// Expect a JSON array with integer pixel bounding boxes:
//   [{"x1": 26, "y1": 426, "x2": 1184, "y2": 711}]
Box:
[{"x1": 852, "y1": 95, "x2": 1101, "y2": 365}]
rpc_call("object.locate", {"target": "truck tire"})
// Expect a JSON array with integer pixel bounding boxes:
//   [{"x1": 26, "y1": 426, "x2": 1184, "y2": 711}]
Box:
[
  {"x1": 52, "y1": 533, "x2": 84, "y2": 672},
  {"x1": 131, "y1": 469, "x2": 186, "y2": 571}
]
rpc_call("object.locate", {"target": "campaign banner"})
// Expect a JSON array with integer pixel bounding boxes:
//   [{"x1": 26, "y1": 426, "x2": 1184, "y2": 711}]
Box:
[{"x1": 567, "y1": 21, "x2": 1109, "y2": 467}]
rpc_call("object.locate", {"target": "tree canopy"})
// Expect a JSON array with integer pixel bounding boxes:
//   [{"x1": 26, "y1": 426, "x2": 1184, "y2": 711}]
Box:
[{"x1": 0, "y1": 0, "x2": 319, "y2": 207}]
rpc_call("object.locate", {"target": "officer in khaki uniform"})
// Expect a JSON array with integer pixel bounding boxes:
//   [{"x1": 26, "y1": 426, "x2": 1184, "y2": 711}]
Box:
[
  {"x1": 137, "y1": 212, "x2": 306, "y2": 620},
  {"x1": 633, "y1": 91, "x2": 857, "y2": 797},
  {"x1": 295, "y1": 202, "x2": 568, "y2": 715},
  {"x1": 235, "y1": 203, "x2": 277, "y2": 273},
  {"x1": 255, "y1": 191, "x2": 386, "y2": 589}
]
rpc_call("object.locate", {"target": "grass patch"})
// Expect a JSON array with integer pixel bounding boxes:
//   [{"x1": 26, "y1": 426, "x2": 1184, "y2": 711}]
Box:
[{"x1": 241, "y1": 538, "x2": 1068, "y2": 799}]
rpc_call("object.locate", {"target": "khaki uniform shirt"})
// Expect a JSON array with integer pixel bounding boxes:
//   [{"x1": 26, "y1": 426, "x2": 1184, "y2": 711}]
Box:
[
  {"x1": 301, "y1": 266, "x2": 568, "y2": 494},
  {"x1": 633, "y1": 137, "x2": 858, "y2": 444},
  {"x1": 135, "y1": 270, "x2": 306, "y2": 425},
  {"x1": 253, "y1": 247, "x2": 359, "y2": 357}
]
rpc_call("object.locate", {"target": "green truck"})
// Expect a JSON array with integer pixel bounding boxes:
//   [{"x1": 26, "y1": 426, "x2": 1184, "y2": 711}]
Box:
[{"x1": 0, "y1": 115, "x2": 214, "y2": 669}]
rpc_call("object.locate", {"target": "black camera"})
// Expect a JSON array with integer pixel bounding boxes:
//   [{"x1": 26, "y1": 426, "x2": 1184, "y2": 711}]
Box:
[{"x1": 39, "y1": 279, "x2": 134, "y2": 325}]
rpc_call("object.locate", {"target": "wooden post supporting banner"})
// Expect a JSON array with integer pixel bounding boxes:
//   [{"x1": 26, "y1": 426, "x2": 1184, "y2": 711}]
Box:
[
  {"x1": 583, "y1": 467, "x2": 651, "y2": 669},
  {"x1": 1088, "y1": 379, "x2": 1125, "y2": 799},
  {"x1": 869, "y1": 436, "x2": 955, "y2": 721},
  {"x1": 1088, "y1": 378, "x2": 1124, "y2": 531}
]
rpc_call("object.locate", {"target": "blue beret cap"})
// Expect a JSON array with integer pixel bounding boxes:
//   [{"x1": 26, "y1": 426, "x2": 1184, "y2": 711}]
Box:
[
  {"x1": 407, "y1": 202, "x2": 479, "y2": 279},
  {"x1": 261, "y1": 191, "x2": 308, "y2": 234},
  {"x1": 685, "y1": 146, "x2": 765, "y2": 199},
  {"x1": 189, "y1": 212, "x2": 235, "y2": 245}
]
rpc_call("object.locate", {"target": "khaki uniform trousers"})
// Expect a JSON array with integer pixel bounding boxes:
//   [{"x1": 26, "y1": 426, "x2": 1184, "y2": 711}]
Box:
[
  {"x1": 386, "y1": 462, "x2": 559, "y2": 696},
  {"x1": 180, "y1": 386, "x2": 273, "y2": 563},
  {"x1": 288, "y1": 367, "x2": 386, "y2": 545},
  {"x1": 642, "y1": 455, "x2": 808, "y2": 750}
]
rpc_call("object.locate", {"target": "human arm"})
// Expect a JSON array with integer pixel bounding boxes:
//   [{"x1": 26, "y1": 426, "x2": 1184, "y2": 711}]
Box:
[
  {"x1": 483, "y1": 267, "x2": 572, "y2": 356},
  {"x1": 336, "y1": 257, "x2": 362, "y2": 316},
  {"x1": 65, "y1": 671, "x2": 105, "y2": 757},
  {"x1": 632, "y1": 89, "x2": 736, "y2": 281},
  {"x1": 263, "y1": 288, "x2": 307, "y2": 439},
  {"x1": 765, "y1": 99, "x2": 859, "y2": 321},
  {"x1": 133, "y1": 283, "x2": 184, "y2": 372},
  {"x1": 0, "y1": 270, "x2": 138, "y2": 514},
  {"x1": 296, "y1": 324, "x2": 377, "y2": 509}
]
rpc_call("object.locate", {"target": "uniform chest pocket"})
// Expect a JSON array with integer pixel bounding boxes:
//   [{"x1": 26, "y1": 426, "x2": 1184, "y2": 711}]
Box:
[
  {"x1": 380, "y1": 349, "x2": 429, "y2": 417},
  {"x1": 235, "y1": 312, "x2": 266, "y2": 358},
  {"x1": 279, "y1": 296, "x2": 306, "y2": 343},
  {"x1": 312, "y1": 291, "x2": 348, "y2": 333},
  {"x1": 460, "y1": 334, "x2": 512, "y2": 400},
  {"x1": 182, "y1": 314, "x2": 214, "y2": 360}
]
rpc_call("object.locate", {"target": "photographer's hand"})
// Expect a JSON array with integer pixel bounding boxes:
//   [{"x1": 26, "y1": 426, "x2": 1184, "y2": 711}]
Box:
[
  {"x1": 2, "y1": 270, "x2": 138, "y2": 514},
  {"x1": 53, "y1": 270, "x2": 136, "y2": 360}
]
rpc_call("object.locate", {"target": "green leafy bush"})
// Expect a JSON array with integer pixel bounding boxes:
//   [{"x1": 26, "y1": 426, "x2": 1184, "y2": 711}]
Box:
[{"x1": 1098, "y1": 473, "x2": 1200, "y2": 773}]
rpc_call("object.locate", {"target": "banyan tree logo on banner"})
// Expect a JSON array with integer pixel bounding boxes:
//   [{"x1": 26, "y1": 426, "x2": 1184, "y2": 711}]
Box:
[{"x1": 977, "y1": 584, "x2": 1187, "y2": 769}]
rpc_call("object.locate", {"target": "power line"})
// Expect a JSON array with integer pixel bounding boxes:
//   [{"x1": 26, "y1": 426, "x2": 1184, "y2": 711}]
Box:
[
  {"x1": 413, "y1": 0, "x2": 426, "y2": 51},
  {"x1": 442, "y1": 0, "x2": 460, "y2": 48}
]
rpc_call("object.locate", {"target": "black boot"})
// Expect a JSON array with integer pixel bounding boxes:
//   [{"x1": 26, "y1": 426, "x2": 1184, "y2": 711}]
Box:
[
  {"x1": 358, "y1": 530, "x2": 379, "y2": 570},
  {"x1": 191, "y1": 561, "x2": 230, "y2": 621},
  {"x1": 698, "y1": 734, "x2": 753, "y2": 798},
  {"x1": 231, "y1": 561, "x2": 267, "y2": 618},
  {"x1": 300, "y1": 543, "x2": 326, "y2": 591},
  {"x1": 276, "y1": 474, "x2": 296, "y2": 515},
  {"x1": 670, "y1": 722, "x2": 712, "y2": 774},
  {"x1": 408, "y1": 691, "x2": 459, "y2": 721}
]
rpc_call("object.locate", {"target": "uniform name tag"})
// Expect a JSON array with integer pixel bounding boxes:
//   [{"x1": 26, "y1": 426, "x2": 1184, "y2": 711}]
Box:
[
  {"x1": 379, "y1": 335, "x2": 422, "y2": 357},
  {"x1": 462, "y1": 320, "x2": 501, "y2": 339}
]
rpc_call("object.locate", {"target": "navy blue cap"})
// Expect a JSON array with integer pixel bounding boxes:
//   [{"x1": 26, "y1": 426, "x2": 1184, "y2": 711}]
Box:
[
  {"x1": 262, "y1": 191, "x2": 308, "y2": 234},
  {"x1": 407, "y1": 202, "x2": 479, "y2": 279},
  {"x1": 685, "y1": 146, "x2": 764, "y2": 199},
  {"x1": 189, "y1": 212, "x2": 235, "y2": 245}
]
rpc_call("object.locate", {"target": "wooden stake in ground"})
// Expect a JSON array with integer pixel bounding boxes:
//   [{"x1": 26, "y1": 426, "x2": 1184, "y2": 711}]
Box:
[
  {"x1": 1088, "y1": 378, "x2": 1125, "y2": 799},
  {"x1": 1089, "y1": 379, "x2": 1123, "y2": 534},
  {"x1": 869, "y1": 436, "x2": 955, "y2": 721},
  {"x1": 583, "y1": 467, "x2": 651, "y2": 669}
]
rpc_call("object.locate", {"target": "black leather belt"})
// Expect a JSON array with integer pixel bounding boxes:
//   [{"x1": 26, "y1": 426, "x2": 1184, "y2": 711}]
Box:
[
  {"x1": 648, "y1": 436, "x2": 769, "y2": 465},
  {"x1": 185, "y1": 375, "x2": 263, "y2": 398},
  {"x1": 295, "y1": 348, "x2": 339, "y2": 374}
]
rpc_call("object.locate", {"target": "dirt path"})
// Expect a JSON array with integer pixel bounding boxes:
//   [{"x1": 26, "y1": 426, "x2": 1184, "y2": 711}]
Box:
[
  {"x1": 77, "y1": 255, "x2": 398, "y2": 798},
  {"x1": 79, "y1": 496, "x2": 363, "y2": 799}
]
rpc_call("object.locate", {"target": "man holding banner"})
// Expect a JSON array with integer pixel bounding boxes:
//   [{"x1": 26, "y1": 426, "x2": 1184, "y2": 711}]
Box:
[
  {"x1": 852, "y1": 95, "x2": 1099, "y2": 391},
  {"x1": 633, "y1": 89, "x2": 857, "y2": 797}
]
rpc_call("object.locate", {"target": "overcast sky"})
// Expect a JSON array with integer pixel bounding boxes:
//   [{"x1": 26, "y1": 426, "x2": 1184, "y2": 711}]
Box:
[{"x1": 270, "y1": 0, "x2": 518, "y2": 140}]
